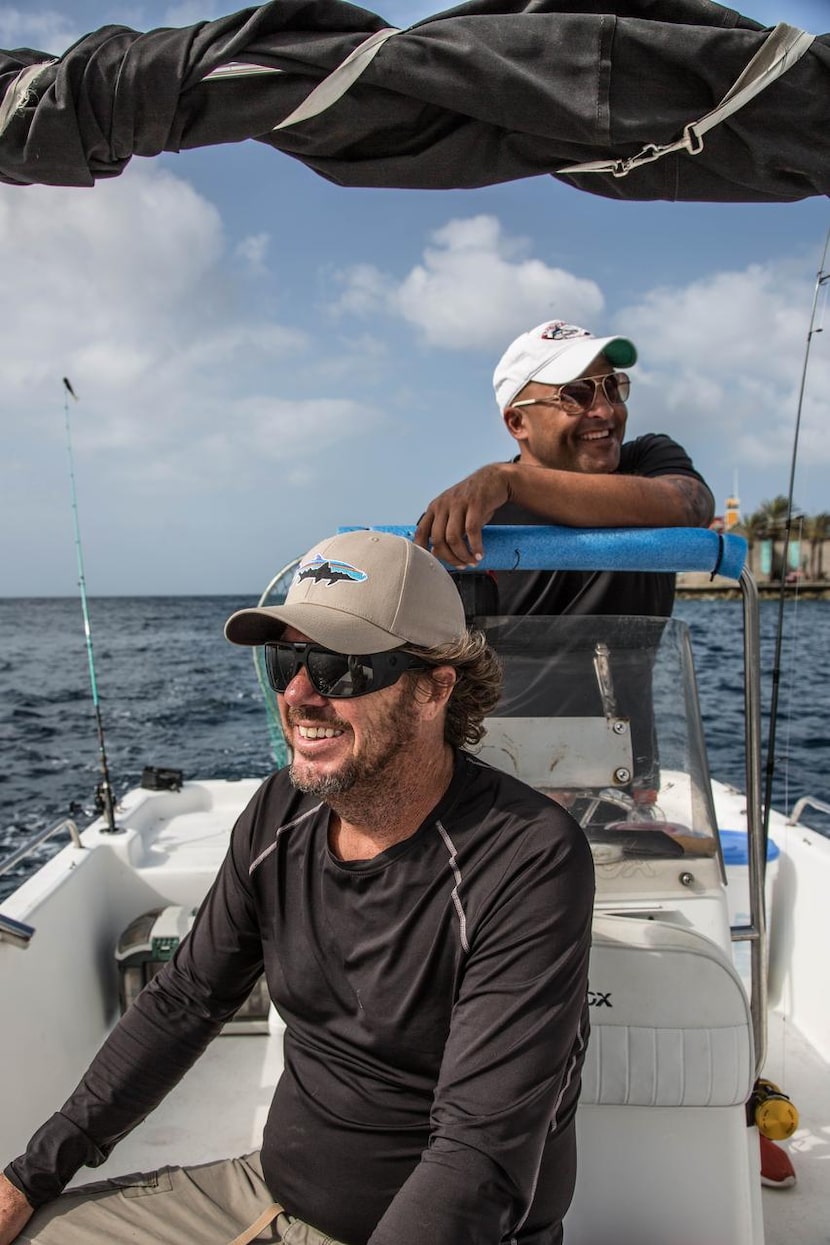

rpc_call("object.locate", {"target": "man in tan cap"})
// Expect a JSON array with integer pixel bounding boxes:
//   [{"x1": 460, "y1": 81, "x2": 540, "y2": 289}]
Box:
[
  {"x1": 415, "y1": 319, "x2": 713, "y2": 617},
  {"x1": 1, "y1": 530, "x2": 594, "y2": 1245}
]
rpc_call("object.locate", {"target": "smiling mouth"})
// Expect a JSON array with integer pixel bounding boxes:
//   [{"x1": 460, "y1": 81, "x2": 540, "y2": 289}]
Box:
[
  {"x1": 296, "y1": 725, "x2": 345, "y2": 740},
  {"x1": 577, "y1": 427, "x2": 614, "y2": 442}
]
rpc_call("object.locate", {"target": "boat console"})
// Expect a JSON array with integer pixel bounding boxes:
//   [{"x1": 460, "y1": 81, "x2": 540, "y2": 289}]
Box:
[{"x1": 365, "y1": 524, "x2": 765, "y2": 1243}]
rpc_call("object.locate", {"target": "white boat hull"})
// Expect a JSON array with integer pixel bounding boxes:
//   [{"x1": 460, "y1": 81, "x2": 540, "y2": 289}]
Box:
[{"x1": 1, "y1": 775, "x2": 827, "y2": 1243}]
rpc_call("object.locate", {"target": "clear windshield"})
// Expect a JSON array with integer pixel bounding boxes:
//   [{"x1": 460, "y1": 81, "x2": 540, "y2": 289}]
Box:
[{"x1": 479, "y1": 615, "x2": 719, "y2": 861}]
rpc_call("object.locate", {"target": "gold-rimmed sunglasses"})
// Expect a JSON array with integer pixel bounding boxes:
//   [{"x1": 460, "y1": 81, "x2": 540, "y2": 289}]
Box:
[{"x1": 512, "y1": 371, "x2": 630, "y2": 415}]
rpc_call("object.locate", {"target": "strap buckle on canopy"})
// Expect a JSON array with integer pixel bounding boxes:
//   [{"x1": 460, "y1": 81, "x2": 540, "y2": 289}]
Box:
[{"x1": 558, "y1": 22, "x2": 816, "y2": 179}]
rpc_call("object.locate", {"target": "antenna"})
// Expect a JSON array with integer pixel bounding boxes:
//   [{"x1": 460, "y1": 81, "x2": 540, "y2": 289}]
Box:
[
  {"x1": 62, "y1": 378, "x2": 119, "y2": 833},
  {"x1": 762, "y1": 226, "x2": 830, "y2": 842}
]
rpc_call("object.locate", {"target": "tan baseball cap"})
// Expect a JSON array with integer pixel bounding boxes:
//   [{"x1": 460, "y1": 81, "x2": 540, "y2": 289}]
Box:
[
  {"x1": 493, "y1": 319, "x2": 637, "y2": 410},
  {"x1": 225, "y1": 530, "x2": 466, "y2": 654}
]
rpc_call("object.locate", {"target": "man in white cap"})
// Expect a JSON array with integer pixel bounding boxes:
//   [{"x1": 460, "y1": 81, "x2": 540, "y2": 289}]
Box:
[
  {"x1": 1, "y1": 530, "x2": 594, "y2": 1245},
  {"x1": 415, "y1": 319, "x2": 713, "y2": 617}
]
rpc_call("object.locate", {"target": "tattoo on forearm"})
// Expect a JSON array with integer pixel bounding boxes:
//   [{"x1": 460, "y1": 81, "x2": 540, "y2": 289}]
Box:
[{"x1": 665, "y1": 476, "x2": 715, "y2": 526}]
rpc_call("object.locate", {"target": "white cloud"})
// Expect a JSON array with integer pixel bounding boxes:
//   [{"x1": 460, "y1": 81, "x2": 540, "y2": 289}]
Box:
[
  {"x1": 326, "y1": 215, "x2": 829, "y2": 513},
  {"x1": 310, "y1": 331, "x2": 390, "y2": 387},
  {"x1": 331, "y1": 263, "x2": 392, "y2": 316},
  {"x1": 172, "y1": 324, "x2": 304, "y2": 376},
  {"x1": 0, "y1": 7, "x2": 79, "y2": 53},
  {"x1": 2, "y1": 158, "x2": 825, "y2": 593},
  {"x1": 0, "y1": 166, "x2": 225, "y2": 400},
  {"x1": 238, "y1": 396, "x2": 383, "y2": 459},
  {"x1": 614, "y1": 259, "x2": 830, "y2": 495},
  {"x1": 234, "y1": 232, "x2": 270, "y2": 275},
  {"x1": 162, "y1": 2, "x2": 226, "y2": 24},
  {"x1": 121, "y1": 394, "x2": 382, "y2": 498},
  {"x1": 617, "y1": 264, "x2": 810, "y2": 381},
  {"x1": 0, "y1": 154, "x2": 400, "y2": 594},
  {"x1": 332, "y1": 215, "x2": 605, "y2": 349},
  {"x1": 0, "y1": 162, "x2": 385, "y2": 498}
]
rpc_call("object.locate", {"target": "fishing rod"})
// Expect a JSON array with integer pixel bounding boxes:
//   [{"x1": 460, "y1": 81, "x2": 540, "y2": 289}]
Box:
[
  {"x1": 62, "y1": 377, "x2": 118, "y2": 834},
  {"x1": 762, "y1": 226, "x2": 830, "y2": 843}
]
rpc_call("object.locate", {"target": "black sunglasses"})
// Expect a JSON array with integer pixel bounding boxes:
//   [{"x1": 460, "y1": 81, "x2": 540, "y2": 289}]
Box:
[{"x1": 264, "y1": 641, "x2": 427, "y2": 700}]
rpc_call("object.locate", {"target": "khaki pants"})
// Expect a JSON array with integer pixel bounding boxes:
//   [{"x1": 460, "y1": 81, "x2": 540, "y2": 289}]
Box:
[{"x1": 18, "y1": 1152, "x2": 348, "y2": 1245}]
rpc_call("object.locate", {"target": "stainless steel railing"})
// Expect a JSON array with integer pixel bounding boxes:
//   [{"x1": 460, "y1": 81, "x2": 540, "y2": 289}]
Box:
[
  {"x1": 787, "y1": 795, "x2": 830, "y2": 826},
  {"x1": 0, "y1": 913, "x2": 36, "y2": 949},
  {"x1": 729, "y1": 567, "x2": 766, "y2": 1075},
  {"x1": 0, "y1": 818, "x2": 84, "y2": 950},
  {"x1": 0, "y1": 817, "x2": 83, "y2": 879}
]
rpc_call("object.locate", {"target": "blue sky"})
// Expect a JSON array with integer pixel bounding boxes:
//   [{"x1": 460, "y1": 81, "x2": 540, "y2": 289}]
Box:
[{"x1": 1, "y1": 0, "x2": 828, "y2": 596}]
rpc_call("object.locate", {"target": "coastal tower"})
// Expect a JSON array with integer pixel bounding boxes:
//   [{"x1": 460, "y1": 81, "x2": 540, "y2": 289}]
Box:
[{"x1": 724, "y1": 473, "x2": 741, "y2": 531}]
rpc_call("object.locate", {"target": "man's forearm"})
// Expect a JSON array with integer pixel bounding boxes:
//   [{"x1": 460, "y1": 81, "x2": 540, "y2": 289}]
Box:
[
  {"x1": 0, "y1": 1172, "x2": 33, "y2": 1245},
  {"x1": 414, "y1": 457, "x2": 714, "y2": 567},
  {"x1": 502, "y1": 462, "x2": 714, "y2": 528},
  {"x1": 5, "y1": 961, "x2": 229, "y2": 1208}
]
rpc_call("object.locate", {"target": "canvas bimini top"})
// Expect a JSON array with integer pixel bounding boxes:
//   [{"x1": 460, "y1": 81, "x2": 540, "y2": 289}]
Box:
[{"x1": 0, "y1": 0, "x2": 827, "y2": 202}]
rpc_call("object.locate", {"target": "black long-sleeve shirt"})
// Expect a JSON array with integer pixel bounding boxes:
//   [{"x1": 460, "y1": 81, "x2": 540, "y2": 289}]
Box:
[
  {"x1": 492, "y1": 433, "x2": 710, "y2": 618},
  {"x1": 7, "y1": 753, "x2": 594, "y2": 1245}
]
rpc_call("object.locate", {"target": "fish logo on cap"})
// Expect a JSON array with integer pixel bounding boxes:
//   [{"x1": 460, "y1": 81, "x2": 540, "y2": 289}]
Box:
[{"x1": 295, "y1": 555, "x2": 368, "y2": 588}]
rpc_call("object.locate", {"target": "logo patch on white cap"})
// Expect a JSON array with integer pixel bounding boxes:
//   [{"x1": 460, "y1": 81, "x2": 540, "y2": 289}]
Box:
[
  {"x1": 539, "y1": 321, "x2": 592, "y2": 342},
  {"x1": 294, "y1": 554, "x2": 368, "y2": 589}
]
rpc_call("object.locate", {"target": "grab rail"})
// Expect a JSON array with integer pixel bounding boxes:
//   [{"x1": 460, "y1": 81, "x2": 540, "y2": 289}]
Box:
[
  {"x1": 0, "y1": 819, "x2": 84, "y2": 950},
  {"x1": 787, "y1": 795, "x2": 830, "y2": 826},
  {"x1": 345, "y1": 525, "x2": 748, "y2": 579},
  {"x1": 0, "y1": 913, "x2": 36, "y2": 950},
  {"x1": 731, "y1": 569, "x2": 767, "y2": 1072},
  {"x1": 0, "y1": 818, "x2": 83, "y2": 880}
]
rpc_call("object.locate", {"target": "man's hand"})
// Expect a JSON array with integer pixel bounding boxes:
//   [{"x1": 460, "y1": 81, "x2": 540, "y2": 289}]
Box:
[
  {"x1": 414, "y1": 465, "x2": 511, "y2": 568},
  {"x1": 0, "y1": 1173, "x2": 34, "y2": 1244}
]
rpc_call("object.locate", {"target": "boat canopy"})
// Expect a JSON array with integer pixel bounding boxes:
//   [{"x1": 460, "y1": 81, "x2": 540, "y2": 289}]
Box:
[{"x1": 0, "y1": 0, "x2": 827, "y2": 201}]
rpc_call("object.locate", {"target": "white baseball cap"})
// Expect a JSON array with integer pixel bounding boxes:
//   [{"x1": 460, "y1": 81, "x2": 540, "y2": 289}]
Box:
[{"x1": 493, "y1": 320, "x2": 637, "y2": 410}]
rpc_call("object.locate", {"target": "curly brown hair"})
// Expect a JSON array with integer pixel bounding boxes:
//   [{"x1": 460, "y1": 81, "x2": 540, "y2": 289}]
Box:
[{"x1": 404, "y1": 629, "x2": 503, "y2": 749}]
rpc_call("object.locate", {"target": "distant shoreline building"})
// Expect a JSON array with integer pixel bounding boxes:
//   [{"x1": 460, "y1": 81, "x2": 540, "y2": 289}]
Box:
[
  {"x1": 723, "y1": 490, "x2": 741, "y2": 532},
  {"x1": 680, "y1": 482, "x2": 829, "y2": 594}
]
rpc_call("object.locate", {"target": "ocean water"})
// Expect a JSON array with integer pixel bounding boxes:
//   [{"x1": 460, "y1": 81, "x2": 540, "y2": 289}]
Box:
[{"x1": 2, "y1": 595, "x2": 829, "y2": 902}]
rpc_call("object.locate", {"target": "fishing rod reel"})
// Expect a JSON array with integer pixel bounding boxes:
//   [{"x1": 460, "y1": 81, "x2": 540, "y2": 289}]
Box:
[{"x1": 94, "y1": 779, "x2": 118, "y2": 829}]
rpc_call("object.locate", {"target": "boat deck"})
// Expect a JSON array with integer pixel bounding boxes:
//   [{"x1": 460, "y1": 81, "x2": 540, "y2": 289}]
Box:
[
  {"x1": 68, "y1": 1022, "x2": 284, "y2": 1184},
  {"x1": 5, "y1": 778, "x2": 824, "y2": 1242},
  {"x1": 69, "y1": 1006, "x2": 827, "y2": 1244}
]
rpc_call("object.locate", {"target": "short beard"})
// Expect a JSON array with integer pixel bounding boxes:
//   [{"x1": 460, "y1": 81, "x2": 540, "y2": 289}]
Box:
[
  {"x1": 289, "y1": 758, "x2": 360, "y2": 798},
  {"x1": 288, "y1": 680, "x2": 418, "y2": 810}
]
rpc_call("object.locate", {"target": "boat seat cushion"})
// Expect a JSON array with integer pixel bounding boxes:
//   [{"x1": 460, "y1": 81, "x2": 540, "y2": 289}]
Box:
[{"x1": 581, "y1": 916, "x2": 754, "y2": 1108}]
